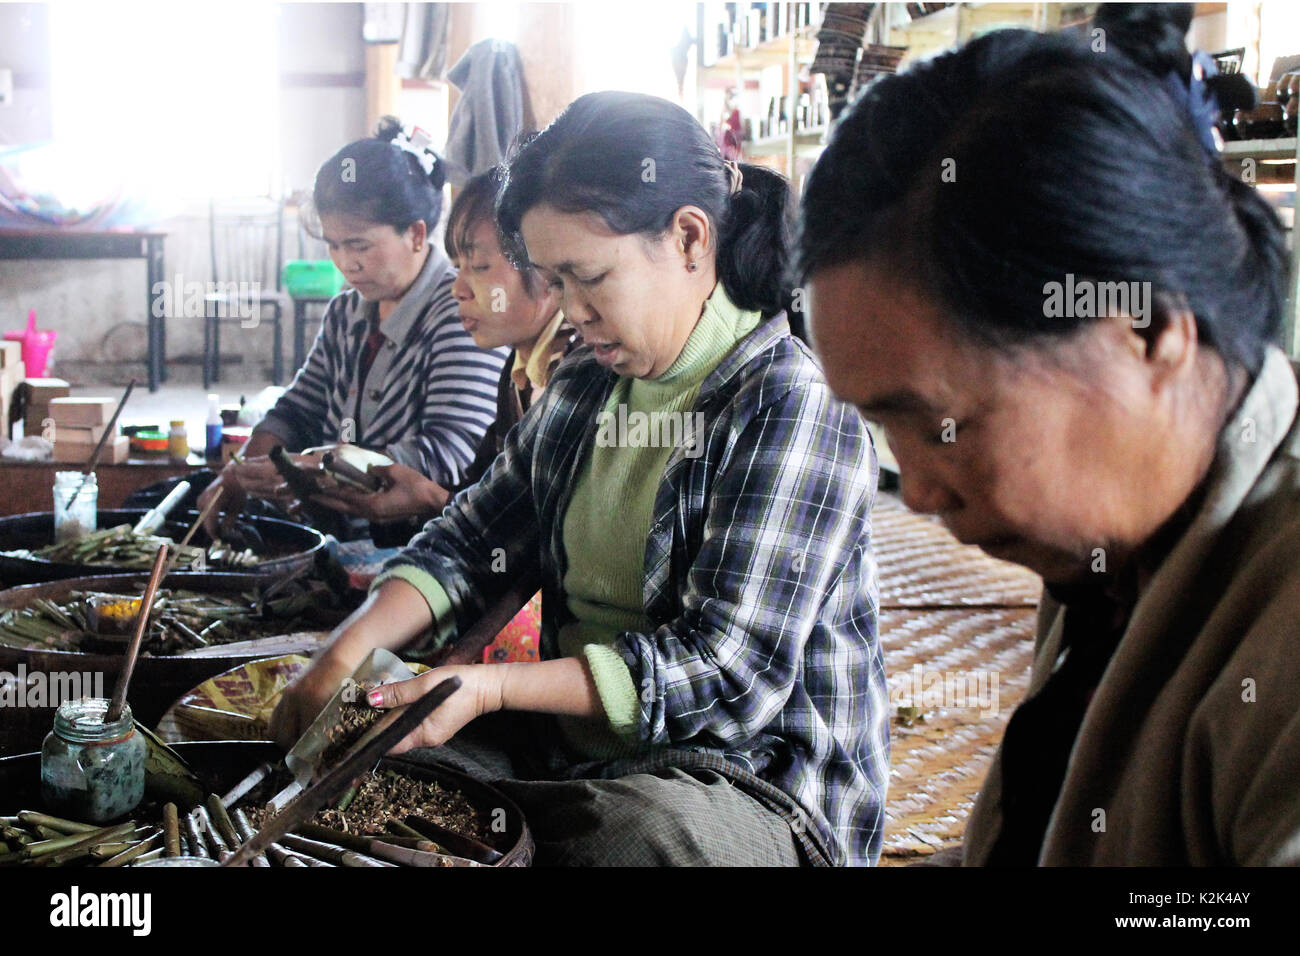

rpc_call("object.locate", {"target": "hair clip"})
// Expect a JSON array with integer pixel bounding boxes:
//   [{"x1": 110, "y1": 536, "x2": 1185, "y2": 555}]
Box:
[
  {"x1": 724, "y1": 160, "x2": 744, "y2": 196},
  {"x1": 394, "y1": 125, "x2": 439, "y2": 176}
]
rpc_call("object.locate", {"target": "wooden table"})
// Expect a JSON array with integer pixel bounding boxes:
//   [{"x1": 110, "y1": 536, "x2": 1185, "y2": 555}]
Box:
[
  {"x1": 0, "y1": 454, "x2": 204, "y2": 518},
  {"x1": 0, "y1": 229, "x2": 168, "y2": 392}
]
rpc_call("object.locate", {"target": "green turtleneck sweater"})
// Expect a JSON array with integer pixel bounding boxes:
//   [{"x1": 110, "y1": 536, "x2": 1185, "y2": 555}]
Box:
[
  {"x1": 374, "y1": 284, "x2": 763, "y2": 758},
  {"x1": 556, "y1": 284, "x2": 762, "y2": 758}
]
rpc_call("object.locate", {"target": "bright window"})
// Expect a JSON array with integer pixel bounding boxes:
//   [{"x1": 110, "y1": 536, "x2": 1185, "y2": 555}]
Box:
[{"x1": 50, "y1": 0, "x2": 280, "y2": 202}]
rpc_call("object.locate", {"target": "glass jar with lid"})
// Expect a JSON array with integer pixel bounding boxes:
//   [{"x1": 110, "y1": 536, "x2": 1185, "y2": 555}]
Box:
[
  {"x1": 40, "y1": 697, "x2": 146, "y2": 823},
  {"x1": 52, "y1": 471, "x2": 97, "y2": 543}
]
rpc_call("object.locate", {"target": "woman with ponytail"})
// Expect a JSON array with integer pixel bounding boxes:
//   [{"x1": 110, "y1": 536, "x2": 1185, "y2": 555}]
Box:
[
  {"x1": 199, "y1": 117, "x2": 508, "y2": 539},
  {"x1": 271, "y1": 92, "x2": 886, "y2": 866},
  {"x1": 800, "y1": 4, "x2": 1298, "y2": 865}
]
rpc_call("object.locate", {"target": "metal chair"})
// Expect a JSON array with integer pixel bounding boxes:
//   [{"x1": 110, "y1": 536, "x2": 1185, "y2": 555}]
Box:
[{"x1": 204, "y1": 197, "x2": 287, "y2": 387}]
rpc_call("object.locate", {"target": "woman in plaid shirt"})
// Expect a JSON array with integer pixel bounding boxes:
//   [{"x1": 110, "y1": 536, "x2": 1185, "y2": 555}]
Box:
[{"x1": 272, "y1": 93, "x2": 888, "y2": 866}]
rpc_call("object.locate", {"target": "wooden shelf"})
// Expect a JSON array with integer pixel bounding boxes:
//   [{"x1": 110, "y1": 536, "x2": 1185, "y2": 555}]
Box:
[
  {"x1": 744, "y1": 129, "x2": 827, "y2": 158},
  {"x1": 1220, "y1": 137, "x2": 1299, "y2": 162},
  {"x1": 701, "y1": 33, "x2": 818, "y2": 77}
]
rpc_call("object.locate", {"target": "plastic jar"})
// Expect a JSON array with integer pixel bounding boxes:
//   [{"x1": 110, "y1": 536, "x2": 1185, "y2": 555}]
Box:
[
  {"x1": 40, "y1": 698, "x2": 147, "y2": 824},
  {"x1": 52, "y1": 471, "x2": 97, "y2": 543},
  {"x1": 168, "y1": 420, "x2": 189, "y2": 462}
]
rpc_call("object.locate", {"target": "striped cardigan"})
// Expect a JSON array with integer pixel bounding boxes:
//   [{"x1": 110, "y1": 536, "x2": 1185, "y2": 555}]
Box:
[{"x1": 259, "y1": 248, "x2": 508, "y2": 486}]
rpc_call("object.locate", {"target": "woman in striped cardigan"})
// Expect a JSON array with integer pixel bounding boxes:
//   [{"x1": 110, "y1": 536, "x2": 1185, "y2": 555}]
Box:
[
  {"x1": 309, "y1": 165, "x2": 576, "y2": 542},
  {"x1": 198, "y1": 118, "x2": 507, "y2": 539}
]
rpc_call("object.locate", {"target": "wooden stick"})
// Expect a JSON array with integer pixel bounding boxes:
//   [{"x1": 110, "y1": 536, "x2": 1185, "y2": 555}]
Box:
[
  {"x1": 66, "y1": 378, "x2": 135, "y2": 508},
  {"x1": 105, "y1": 543, "x2": 168, "y2": 724}
]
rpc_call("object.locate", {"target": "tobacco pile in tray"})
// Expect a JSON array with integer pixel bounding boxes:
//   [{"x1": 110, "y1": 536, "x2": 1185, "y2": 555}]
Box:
[
  {"x1": 0, "y1": 578, "x2": 346, "y2": 655},
  {"x1": 316, "y1": 771, "x2": 499, "y2": 847}
]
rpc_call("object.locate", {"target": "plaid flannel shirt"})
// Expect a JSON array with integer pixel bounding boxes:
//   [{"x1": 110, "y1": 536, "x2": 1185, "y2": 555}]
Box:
[{"x1": 385, "y1": 314, "x2": 889, "y2": 865}]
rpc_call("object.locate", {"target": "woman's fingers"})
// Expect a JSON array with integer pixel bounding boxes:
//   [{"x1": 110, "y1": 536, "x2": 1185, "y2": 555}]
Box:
[{"x1": 365, "y1": 669, "x2": 479, "y2": 754}]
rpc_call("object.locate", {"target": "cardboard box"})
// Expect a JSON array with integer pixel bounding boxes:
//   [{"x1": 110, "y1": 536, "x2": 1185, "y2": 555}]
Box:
[
  {"x1": 48, "y1": 397, "x2": 117, "y2": 426},
  {"x1": 16, "y1": 377, "x2": 70, "y2": 439},
  {"x1": 24, "y1": 378, "x2": 70, "y2": 403},
  {"x1": 51, "y1": 423, "x2": 111, "y2": 444},
  {"x1": 0, "y1": 341, "x2": 21, "y2": 369},
  {"x1": 53, "y1": 435, "x2": 129, "y2": 464}
]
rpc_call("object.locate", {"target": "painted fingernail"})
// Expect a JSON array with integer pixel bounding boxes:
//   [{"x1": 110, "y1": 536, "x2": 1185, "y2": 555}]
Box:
[{"x1": 367, "y1": 691, "x2": 384, "y2": 707}]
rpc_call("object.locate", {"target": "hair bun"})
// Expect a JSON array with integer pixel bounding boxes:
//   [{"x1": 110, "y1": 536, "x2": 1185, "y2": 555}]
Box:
[
  {"x1": 374, "y1": 115, "x2": 403, "y2": 143},
  {"x1": 426, "y1": 153, "x2": 447, "y2": 191},
  {"x1": 1093, "y1": 2, "x2": 1194, "y2": 80}
]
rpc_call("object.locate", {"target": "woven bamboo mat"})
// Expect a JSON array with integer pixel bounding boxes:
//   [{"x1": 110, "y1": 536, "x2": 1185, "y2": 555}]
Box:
[{"x1": 871, "y1": 493, "x2": 1042, "y2": 865}]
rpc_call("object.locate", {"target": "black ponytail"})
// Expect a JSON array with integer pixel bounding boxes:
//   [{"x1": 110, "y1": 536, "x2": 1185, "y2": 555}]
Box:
[
  {"x1": 312, "y1": 115, "x2": 446, "y2": 234},
  {"x1": 498, "y1": 91, "x2": 793, "y2": 318}
]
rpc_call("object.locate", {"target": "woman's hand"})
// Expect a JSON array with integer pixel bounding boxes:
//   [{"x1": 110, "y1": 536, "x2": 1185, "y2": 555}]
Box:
[
  {"x1": 268, "y1": 580, "x2": 436, "y2": 750},
  {"x1": 311, "y1": 462, "x2": 449, "y2": 522},
  {"x1": 366, "y1": 664, "x2": 504, "y2": 755},
  {"x1": 197, "y1": 473, "x2": 241, "y2": 539},
  {"x1": 268, "y1": 649, "x2": 362, "y2": 750}
]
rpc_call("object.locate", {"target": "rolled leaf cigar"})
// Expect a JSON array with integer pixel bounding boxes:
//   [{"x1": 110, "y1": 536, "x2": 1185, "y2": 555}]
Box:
[
  {"x1": 134, "y1": 847, "x2": 165, "y2": 864},
  {"x1": 162, "y1": 803, "x2": 181, "y2": 858},
  {"x1": 279, "y1": 834, "x2": 395, "y2": 867},
  {"x1": 404, "y1": 814, "x2": 503, "y2": 864},
  {"x1": 90, "y1": 842, "x2": 135, "y2": 860},
  {"x1": 17, "y1": 811, "x2": 99, "y2": 835},
  {"x1": 266, "y1": 844, "x2": 312, "y2": 867},
  {"x1": 363, "y1": 840, "x2": 481, "y2": 868},
  {"x1": 18, "y1": 821, "x2": 136, "y2": 867},
  {"x1": 384, "y1": 820, "x2": 426, "y2": 840},
  {"x1": 1, "y1": 824, "x2": 35, "y2": 847},
  {"x1": 191, "y1": 806, "x2": 230, "y2": 861},
  {"x1": 101, "y1": 832, "x2": 164, "y2": 868},
  {"x1": 205, "y1": 795, "x2": 243, "y2": 850},
  {"x1": 321, "y1": 452, "x2": 383, "y2": 492},
  {"x1": 229, "y1": 808, "x2": 272, "y2": 868},
  {"x1": 298, "y1": 822, "x2": 445, "y2": 855},
  {"x1": 181, "y1": 813, "x2": 209, "y2": 860}
]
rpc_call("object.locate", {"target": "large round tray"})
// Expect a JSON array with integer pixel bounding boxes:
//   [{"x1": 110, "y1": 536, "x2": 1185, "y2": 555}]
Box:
[
  {"x1": 0, "y1": 740, "x2": 533, "y2": 866},
  {"x1": 0, "y1": 509, "x2": 328, "y2": 586}
]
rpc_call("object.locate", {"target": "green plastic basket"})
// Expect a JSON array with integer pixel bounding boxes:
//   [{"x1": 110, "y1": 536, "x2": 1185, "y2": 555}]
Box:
[{"x1": 283, "y1": 260, "x2": 346, "y2": 298}]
